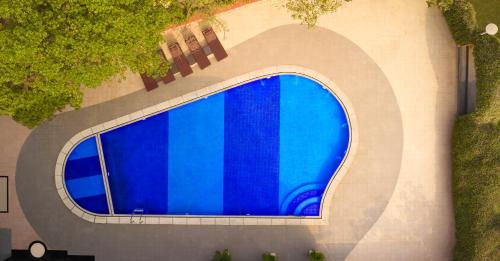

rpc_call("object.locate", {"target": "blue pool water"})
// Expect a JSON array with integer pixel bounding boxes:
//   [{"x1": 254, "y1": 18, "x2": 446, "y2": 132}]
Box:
[{"x1": 63, "y1": 74, "x2": 350, "y2": 216}]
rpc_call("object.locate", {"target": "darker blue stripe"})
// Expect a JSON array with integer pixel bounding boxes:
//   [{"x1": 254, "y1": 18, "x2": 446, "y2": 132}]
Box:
[
  {"x1": 65, "y1": 156, "x2": 102, "y2": 180},
  {"x1": 101, "y1": 113, "x2": 169, "y2": 215},
  {"x1": 223, "y1": 76, "x2": 280, "y2": 215},
  {"x1": 73, "y1": 194, "x2": 109, "y2": 214}
]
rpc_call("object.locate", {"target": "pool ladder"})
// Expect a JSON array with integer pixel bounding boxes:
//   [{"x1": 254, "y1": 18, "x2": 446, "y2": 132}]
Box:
[{"x1": 130, "y1": 208, "x2": 144, "y2": 224}]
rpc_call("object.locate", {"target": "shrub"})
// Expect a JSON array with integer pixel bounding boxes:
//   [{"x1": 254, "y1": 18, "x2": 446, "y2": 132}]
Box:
[
  {"x1": 438, "y1": 1, "x2": 500, "y2": 260},
  {"x1": 452, "y1": 116, "x2": 500, "y2": 261},
  {"x1": 426, "y1": 0, "x2": 454, "y2": 11},
  {"x1": 212, "y1": 249, "x2": 231, "y2": 261},
  {"x1": 262, "y1": 252, "x2": 278, "y2": 261},
  {"x1": 473, "y1": 36, "x2": 500, "y2": 114},
  {"x1": 443, "y1": 0, "x2": 478, "y2": 45},
  {"x1": 307, "y1": 249, "x2": 326, "y2": 261},
  {"x1": 284, "y1": 0, "x2": 352, "y2": 28}
]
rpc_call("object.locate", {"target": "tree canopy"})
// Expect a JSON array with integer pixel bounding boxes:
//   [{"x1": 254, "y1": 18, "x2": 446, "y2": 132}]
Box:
[
  {"x1": 0, "y1": 0, "x2": 186, "y2": 127},
  {"x1": 284, "y1": 0, "x2": 351, "y2": 27},
  {"x1": 426, "y1": 0, "x2": 454, "y2": 11},
  {"x1": 1, "y1": 0, "x2": 346, "y2": 128}
]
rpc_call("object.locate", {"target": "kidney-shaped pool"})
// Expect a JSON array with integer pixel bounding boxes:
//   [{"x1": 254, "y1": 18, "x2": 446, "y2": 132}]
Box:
[{"x1": 61, "y1": 73, "x2": 350, "y2": 219}]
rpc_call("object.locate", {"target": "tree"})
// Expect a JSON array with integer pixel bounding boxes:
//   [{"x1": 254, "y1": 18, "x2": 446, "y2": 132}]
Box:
[
  {"x1": 426, "y1": 0, "x2": 454, "y2": 11},
  {"x1": 0, "y1": 0, "x2": 185, "y2": 128},
  {"x1": 307, "y1": 249, "x2": 326, "y2": 261},
  {"x1": 212, "y1": 249, "x2": 231, "y2": 261},
  {"x1": 168, "y1": 0, "x2": 230, "y2": 18},
  {"x1": 284, "y1": 0, "x2": 352, "y2": 28},
  {"x1": 166, "y1": 0, "x2": 231, "y2": 32}
]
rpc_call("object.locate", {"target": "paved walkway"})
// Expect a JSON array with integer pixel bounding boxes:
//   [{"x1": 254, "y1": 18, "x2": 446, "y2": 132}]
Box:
[
  {"x1": 1, "y1": 0, "x2": 456, "y2": 260},
  {"x1": 17, "y1": 25, "x2": 402, "y2": 261}
]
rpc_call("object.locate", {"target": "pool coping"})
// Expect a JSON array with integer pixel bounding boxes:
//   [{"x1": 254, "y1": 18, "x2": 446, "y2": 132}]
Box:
[{"x1": 54, "y1": 65, "x2": 359, "y2": 225}]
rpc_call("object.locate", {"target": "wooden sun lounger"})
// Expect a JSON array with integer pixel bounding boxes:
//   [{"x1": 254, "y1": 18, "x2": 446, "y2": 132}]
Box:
[
  {"x1": 158, "y1": 49, "x2": 176, "y2": 84},
  {"x1": 161, "y1": 69, "x2": 175, "y2": 84},
  {"x1": 184, "y1": 33, "x2": 210, "y2": 69},
  {"x1": 168, "y1": 42, "x2": 193, "y2": 77},
  {"x1": 140, "y1": 74, "x2": 158, "y2": 91},
  {"x1": 202, "y1": 27, "x2": 228, "y2": 61}
]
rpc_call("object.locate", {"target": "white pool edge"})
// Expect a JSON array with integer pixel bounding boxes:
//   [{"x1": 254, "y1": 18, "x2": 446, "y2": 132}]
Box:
[{"x1": 54, "y1": 65, "x2": 359, "y2": 225}]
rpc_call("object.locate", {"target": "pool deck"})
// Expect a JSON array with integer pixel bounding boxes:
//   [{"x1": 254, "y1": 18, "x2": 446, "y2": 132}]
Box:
[{"x1": 0, "y1": 0, "x2": 456, "y2": 260}]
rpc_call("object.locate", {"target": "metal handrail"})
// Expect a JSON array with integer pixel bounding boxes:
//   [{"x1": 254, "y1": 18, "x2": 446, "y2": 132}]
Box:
[{"x1": 130, "y1": 208, "x2": 144, "y2": 224}]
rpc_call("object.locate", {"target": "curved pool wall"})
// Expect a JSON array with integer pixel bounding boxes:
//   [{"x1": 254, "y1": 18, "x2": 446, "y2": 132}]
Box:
[{"x1": 56, "y1": 68, "x2": 353, "y2": 224}]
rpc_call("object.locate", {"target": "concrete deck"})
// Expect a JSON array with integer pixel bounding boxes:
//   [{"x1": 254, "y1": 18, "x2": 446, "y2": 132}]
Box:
[{"x1": 0, "y1": 0, "x2": 456, "y2": 260}]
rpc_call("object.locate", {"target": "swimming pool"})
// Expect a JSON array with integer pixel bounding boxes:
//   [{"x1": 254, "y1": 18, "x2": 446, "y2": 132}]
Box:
[{"x1": 61, "y1": 73, "x2": 350, "y2": 219}]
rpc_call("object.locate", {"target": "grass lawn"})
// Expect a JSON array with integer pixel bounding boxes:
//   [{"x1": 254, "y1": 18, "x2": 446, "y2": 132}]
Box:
[
  {"x1": 469, "y1": 0, "x2": 500, "y2": 41},
  {"x1": 469, "y1": 0, "x2": 500, "y2": 28}
]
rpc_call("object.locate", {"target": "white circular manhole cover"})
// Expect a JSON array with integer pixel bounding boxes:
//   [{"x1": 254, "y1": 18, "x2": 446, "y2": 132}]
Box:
[
  {"x1": 29, "y1": 242, "x2": 46, "y2": 258},
  {"x1": 485, "y1": 23, "x2": 498, "y2": 36}
]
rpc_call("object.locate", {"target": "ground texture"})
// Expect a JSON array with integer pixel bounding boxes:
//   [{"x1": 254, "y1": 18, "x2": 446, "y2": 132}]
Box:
[{"x1": 1, "y1": 1, "x2": 456, "y2": 260}]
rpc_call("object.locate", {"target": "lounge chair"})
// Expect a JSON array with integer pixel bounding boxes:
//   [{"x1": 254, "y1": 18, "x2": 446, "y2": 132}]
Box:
[
  {"x1": 140, "y1": 74, "x2": 158, "y2": 91},
  {"x1": 184, "y1": 33, "x2": 210, "y2": 69},
  {"x1": 202, "y1": 27, "x2": 228, "y2": 61},
  {"x1": 161, "y1": 69, "x2": 175, "y2": 84},
  {"x1": 168, "y1": 42, "x2": 193, "y2": 77},
  {"x1": 158, "y1": 48, "x2": 176, "y2": 84}
]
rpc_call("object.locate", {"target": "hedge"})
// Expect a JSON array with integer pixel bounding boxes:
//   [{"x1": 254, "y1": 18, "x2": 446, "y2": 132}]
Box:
[
  {"x1": 452, "y1": 115, "x2": 499, "y2": 261},
  {"x1": 443, "y1": 0, "x2": 478, "y2": 45},
  {"x1": 441, "y1": 0, "x2": 500, "y2": 260},
  {"x1": 473, "y1": 35, "x2": 500, "y2": 113}
]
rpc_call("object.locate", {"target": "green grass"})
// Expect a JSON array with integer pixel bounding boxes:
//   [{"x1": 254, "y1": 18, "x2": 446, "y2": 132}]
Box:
[
  {"x1": 468, "y1": 0, "x2": 500, "y2": 28},
  {"x1": 469, "y1": 0, "x2": 500, "y2": 41},
  {"x1": 448, "y1": 1, "x2": 500, "y2": 260}
]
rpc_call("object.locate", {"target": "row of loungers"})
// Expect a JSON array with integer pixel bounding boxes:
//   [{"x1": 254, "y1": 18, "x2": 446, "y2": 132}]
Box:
[{"x1": 141, "y1": 27, "x2": 228, "y2": 91}]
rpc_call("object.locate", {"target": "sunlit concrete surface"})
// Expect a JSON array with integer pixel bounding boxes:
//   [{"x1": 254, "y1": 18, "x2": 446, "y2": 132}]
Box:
[{"x1": 1, "y1": 0, "x2": 455, "y2": 260}]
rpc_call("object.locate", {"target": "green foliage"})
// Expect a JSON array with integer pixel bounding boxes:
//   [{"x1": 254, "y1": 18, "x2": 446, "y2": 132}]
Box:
[
  {"x1": 442, "y1": 0, "x2": 478, "y2": 45},
  {"x1": 473, "y1": 36, "x2": 500, "y2": 114},
  {"x1": 212, "y1": 249, "x2": 231, "y2": 261},
  {"x1": 436, "y1": 0, "x2": 500, "y2": 260},
  {"x1": 452, "y1": 116, "x2": 500, "y2": 261},
  {"x1": 166, "y1": 0, "x2": 234, "y2": 20},
  {"x1": 262, "y1": 252, "x2": 278, "y2": 261},
  {"x1": 307, "y1": 250, "x2": 326, "y2": 261},
  {"x1": 284, "y1": 0, "x2": 352, "y2": 28},
  {"x1": 426, "y1": 0, "x2": 454, "y2": 11},
  {"x1": 0, "y1": 0, "x2": 186, "y2": 128}
]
